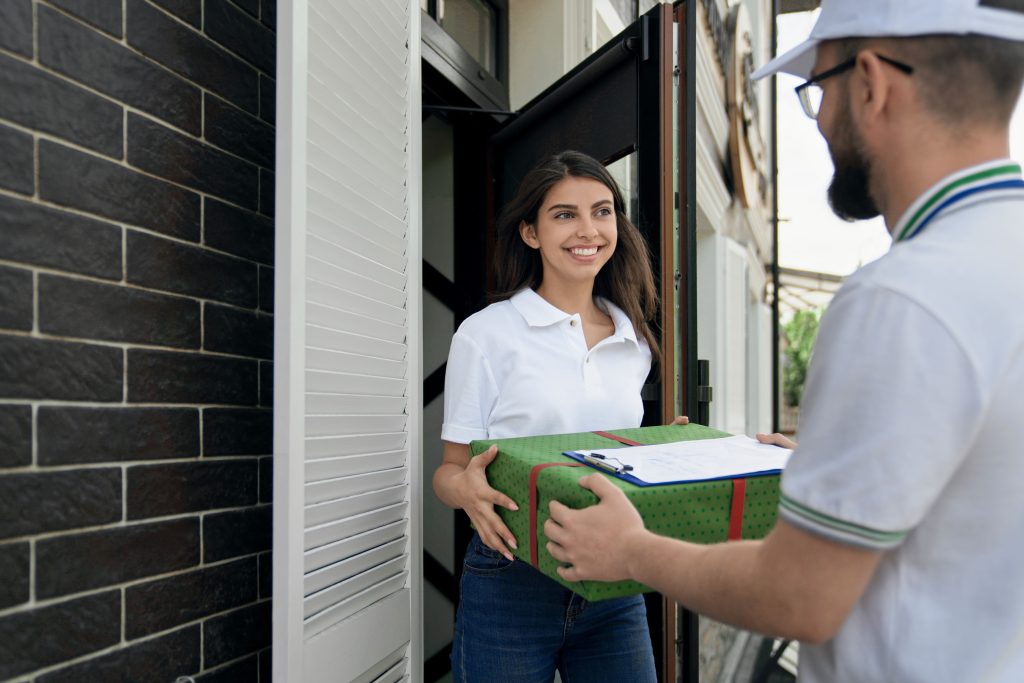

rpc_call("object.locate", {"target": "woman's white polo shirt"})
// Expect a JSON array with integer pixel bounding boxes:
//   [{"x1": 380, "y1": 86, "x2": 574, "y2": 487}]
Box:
[{"x1": 441, "y1": 288, "x2": 652, "y2": 443}]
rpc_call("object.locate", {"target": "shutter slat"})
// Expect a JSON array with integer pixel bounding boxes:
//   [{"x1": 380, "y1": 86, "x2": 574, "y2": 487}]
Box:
[
  {"x1": 306, "y1": 106, "x2": 403, "y2": 196},
  {"x1": 307, "y1": 47, "x2": 406, "y2": 134},
  {"x1": 307, "y1": 165, "x2": 406, "y2": 237},
  {"x1": 306, "y1": 325, "x2": 406, "y2": 362},
  {"x1": 306, "y1": 173, "x2": 406, "y2": 243},
  {"x1": 305, "y1": 513, "x2": 406, "y2": 573},
  {"x1": 306, "y1": 434, "x2": 407, "y2": 460},
  {"x1": 308, "y1": 140, "x2": 405, "y2": 215},
  {"x1": 306, "y1": 280, "x2": 406, "y2": 328},
  {"x1": 308, "y1": 26, "x2": 407, "y2": 109},
  {"x1": 367, "y1": 659, "x2": 408, "y2": 683},
  {"x1": 306, "y1": 370, "x2": 407, "y2": 397},
  {"x1": 304, "y1": 466, "x2": 406, "y2": 505},
  {"x1": 304, "y1": 558, "x2": 406, "y2": 620},
  {"x1": 303, "y1": 573, "x2": 407, "y2": 638},
  {"x1": 305, "y1": 484, "x2": 406, "y2": 532},
  {"x1": 305, "y1": 416, "x2": 407, "y2": 439},
  {"x1": 310, "y1": 5, "x2": 407, "y2": 85},
  {"x1": 307, "y1": 347, "x2": 406, "y2": 380},
  {"x1": 305, "y1": 256, "x2": 405, "y2": 307},
  {"x1": 307, "y1": 234, "x2": 406, "y2": 290},
  {"x1": 308, "y1": 189, "x2": 406, "y2": 255},
  {"x1": 301, "y1": 501, "x2": 405, "y2": 548},
  {"x1": 351, "y1": 649, "x2": 408, "y2": 683},
  {"x1": 306, "y1": 304, "x2": 406, "y2": 344},
  {"x1": 305, "y1": 393, "x2": 407, "y2": 416},
  {"x1": 305, "y1": 537, "x2": 407, "y2": 596}
]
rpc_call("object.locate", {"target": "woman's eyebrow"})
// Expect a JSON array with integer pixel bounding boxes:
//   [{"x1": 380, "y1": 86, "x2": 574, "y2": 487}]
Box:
[{"x1": 546, "y1": 199, "x2": 612, "y2": 212}]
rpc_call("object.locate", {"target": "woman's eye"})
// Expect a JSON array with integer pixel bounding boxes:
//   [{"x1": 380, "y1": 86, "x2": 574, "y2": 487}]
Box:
[
  {"x1": 554, "y1": 211, "x2": 574, "y2": 220},
  {"x1": 596, "y1": 207, "x2": 613, "y2": 217}
]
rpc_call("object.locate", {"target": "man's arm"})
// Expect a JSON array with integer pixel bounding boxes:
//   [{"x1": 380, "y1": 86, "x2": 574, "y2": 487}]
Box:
[{"x1": 544, "y1": 474, "x2": 882, "y2": 643}]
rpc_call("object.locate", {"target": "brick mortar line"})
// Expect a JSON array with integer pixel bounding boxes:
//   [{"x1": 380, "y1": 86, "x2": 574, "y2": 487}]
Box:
[
  {"x1": 2, "y1": 454, "x2": 269, "y2": 475},
  {"x1": 0, "y1": 550, "x2": 267, "y2": 620},
  {"x1": 0, "y1": 325, "x2": 272, "y2": 360},
  {"x1": 0, "y1": 397, "x2": 270, "y2": 408},
  {"x1": 30, "y1": 269, "x2": 39, "y2": 335},
  {"x1": 0, "y1": 260, "x2": 272, "y2": 313},
  {"x1": 28, "y1": 537, "x2": 36, "y2": 611},
  {"x1": 136, "y1": 0, "x2": 277, "y2": 78},
  {"x1": 32, "y1": 0, "x2": 39, "y2": 62},
  {"x1": 3, "y1": 596, "x2": 273, "y2": 681},
  {"x1": 120, "y1": 585, "x2": 127, "y2": 644},
  {"x1": 121, "y1": 225, "x2": 128, "y2": 283},
  {"x1": 0, "y1": 257, "x2": 274, "y2": 313},
  {"x1": 0, "y1": 45, "x2": 272, "y2": 150},
  {"x1": 0, "y1": 182, "x2": 276, "y2": 265},
  {"x1": 30, "y1": 404, "x2": 37, "y2": 468},
  {"x1": 0, "y1": 58, "x2": 275, "y2": 168},
  {"x1": 32, "y1": 132, "x2": 40, "y2": 201},
  {"x1": 0, "y1": 501, "x2": 272, "y2": 556},
  {"x1": 0, "y1": 109, "x2": 274, "y2": 206},
  {"x1": 37, "y1": 0, "x2": 277, "y2": 81}
]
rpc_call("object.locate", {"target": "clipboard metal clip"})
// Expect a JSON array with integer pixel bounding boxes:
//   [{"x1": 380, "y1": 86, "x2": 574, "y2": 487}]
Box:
[{"x1": 582, "y1": 453, "x2": 632, "y2": 474}]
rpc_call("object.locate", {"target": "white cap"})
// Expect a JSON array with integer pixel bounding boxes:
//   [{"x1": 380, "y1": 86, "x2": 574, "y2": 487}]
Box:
[{"x1": 753, "y1": 0, "x2": 1024, "y2": 80}]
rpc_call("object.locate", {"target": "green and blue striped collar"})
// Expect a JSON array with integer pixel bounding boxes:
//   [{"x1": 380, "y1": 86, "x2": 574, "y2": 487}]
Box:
[{"x1": 892, "y1": 160, "x2": 1024, "y2": 243}]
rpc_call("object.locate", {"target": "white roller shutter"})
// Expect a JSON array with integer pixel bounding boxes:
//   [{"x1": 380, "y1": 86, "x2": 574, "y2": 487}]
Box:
[{"x1": 275, "y1": 1, "x2": 421, "y2": 681}]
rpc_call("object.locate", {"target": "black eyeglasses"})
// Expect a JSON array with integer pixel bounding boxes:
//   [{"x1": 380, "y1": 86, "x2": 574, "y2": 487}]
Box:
[{"x1": 795, "y1": 53, "x2": 914, "y2": 120}]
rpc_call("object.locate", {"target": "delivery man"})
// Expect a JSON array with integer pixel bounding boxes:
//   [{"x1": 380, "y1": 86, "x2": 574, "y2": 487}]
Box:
[{"x1": 543, "y1": 1, "x2": 1024, "y2": 680}]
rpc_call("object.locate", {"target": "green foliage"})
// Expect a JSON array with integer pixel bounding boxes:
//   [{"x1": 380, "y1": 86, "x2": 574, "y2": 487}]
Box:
[{"x1": 782, "y1": 309, "x2": 822, "y2": 408}]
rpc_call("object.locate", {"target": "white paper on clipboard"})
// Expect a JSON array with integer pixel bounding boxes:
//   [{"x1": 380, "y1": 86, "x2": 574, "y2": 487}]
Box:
[{"x1": 575, "y1": 435, "x2": 791, "y2": 485}]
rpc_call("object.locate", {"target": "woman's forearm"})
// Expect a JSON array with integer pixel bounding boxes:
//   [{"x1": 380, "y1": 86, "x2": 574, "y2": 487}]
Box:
[{"x1": 432, "y1": 461, "x2": 467, "y2": 510}]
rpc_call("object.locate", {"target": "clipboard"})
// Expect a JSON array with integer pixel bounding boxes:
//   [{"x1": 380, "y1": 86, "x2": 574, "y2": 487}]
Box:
[{"x1": 564, "y1": 434, "x2": 790, "y2": 487}]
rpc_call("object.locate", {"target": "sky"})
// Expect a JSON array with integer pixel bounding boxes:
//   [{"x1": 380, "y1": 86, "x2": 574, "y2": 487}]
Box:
[{"x1": 776, "y1": 11, "x2": 1024, "y2": 277}]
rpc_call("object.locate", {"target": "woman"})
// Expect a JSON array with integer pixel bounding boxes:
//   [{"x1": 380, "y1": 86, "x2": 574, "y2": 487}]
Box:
[{"x1": 433, "y1": 151, "x2": 672, "y2": 682}]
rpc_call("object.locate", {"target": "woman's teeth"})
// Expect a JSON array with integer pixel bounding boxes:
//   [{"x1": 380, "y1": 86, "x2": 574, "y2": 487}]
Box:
[{"x1": 570, "y1": 247, "x2": 598, "y2": 256}]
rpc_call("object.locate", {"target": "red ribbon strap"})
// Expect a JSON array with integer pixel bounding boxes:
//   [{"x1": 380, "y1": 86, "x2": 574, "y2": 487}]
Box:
[
  {"x1": 529, "y1": 462, "x2": 583, "y2": 567},
  {"x1": 591, "y1": 430, "x2": 644, "y2": 446},
  {"x1": 727, "y1": 478, "x2": 746, "y2": 541}
]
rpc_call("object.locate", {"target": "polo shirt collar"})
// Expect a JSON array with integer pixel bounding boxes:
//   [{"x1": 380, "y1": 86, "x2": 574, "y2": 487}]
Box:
[
  {"x1": 892, "y1": 159, "x2": 1024, "y2": 242},
  {"x1": 509, "y1": 288, "x2": 640, "y2": 346}
]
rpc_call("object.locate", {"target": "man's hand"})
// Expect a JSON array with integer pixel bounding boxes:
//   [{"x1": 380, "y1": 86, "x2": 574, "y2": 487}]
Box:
[{"x1": 544, "y1": 474, "x2": 648, "y2": 582}]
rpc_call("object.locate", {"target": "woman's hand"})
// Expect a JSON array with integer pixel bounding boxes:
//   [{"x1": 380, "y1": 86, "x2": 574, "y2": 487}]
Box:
[
  {"x1": 435, "y1": 443, "x2": 519, "y2": 560},
  {"x1": 670, "y1": 415, "x2": 689, "y2": 425},
  {"x1": 756, "y1": 432, "x2": 797, "y2": 449}
]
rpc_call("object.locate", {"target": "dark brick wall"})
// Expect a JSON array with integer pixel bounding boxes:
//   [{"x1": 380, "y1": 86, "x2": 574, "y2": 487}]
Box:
[{"x1": 0, "y1": 1, "x2": 275, "y2": 681}]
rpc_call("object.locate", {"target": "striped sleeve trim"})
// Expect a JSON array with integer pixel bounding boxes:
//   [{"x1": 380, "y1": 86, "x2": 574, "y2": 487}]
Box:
[{"x1": 779, "y1": 493, "x2": 908, "y2": 550}]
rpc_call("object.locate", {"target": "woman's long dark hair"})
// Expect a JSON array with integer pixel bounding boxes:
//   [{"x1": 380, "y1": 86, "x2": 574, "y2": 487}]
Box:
[{"x1": 492, "y1": 150, "x2": 661, "y2": 367}]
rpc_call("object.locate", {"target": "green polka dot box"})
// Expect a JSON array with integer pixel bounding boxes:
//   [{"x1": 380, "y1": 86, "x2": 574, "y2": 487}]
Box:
[{"x1": 469, "y1": 423, "x2": 781, "y2": 601}]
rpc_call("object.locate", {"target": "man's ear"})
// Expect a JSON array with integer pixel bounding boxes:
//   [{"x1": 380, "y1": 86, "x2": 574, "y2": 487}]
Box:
[
  {"x1": 854, "y1": 50, "x2": 892, "y2": 124},
  {"x1": 520, "y1": 220, "x2": 539, "y2": 249}
]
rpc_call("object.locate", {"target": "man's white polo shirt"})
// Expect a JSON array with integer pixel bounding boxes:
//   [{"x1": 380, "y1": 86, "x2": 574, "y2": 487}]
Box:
[
  {"x1": 441, "y1": 288, "x2": 652, "y2": 443},
  {"x1": 781, "y1": 161, "x2": 1024, "y2": 682}
]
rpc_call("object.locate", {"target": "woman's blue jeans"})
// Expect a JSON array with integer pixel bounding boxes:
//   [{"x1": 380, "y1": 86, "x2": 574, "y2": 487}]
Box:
[{"x1": 451, "y1": 533, "x2": 657, "y2": 683}]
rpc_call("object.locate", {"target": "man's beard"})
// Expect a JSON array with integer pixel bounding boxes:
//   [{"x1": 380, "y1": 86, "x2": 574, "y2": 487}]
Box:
[{"x1": 826, "y1": 106, "x2": 881, "y2": 221}]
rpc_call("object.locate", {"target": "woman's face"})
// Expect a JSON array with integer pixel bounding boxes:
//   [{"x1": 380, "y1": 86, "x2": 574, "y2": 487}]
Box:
[{"x1": 520, "y1": 175, "x2": 618, "y2": 288}]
